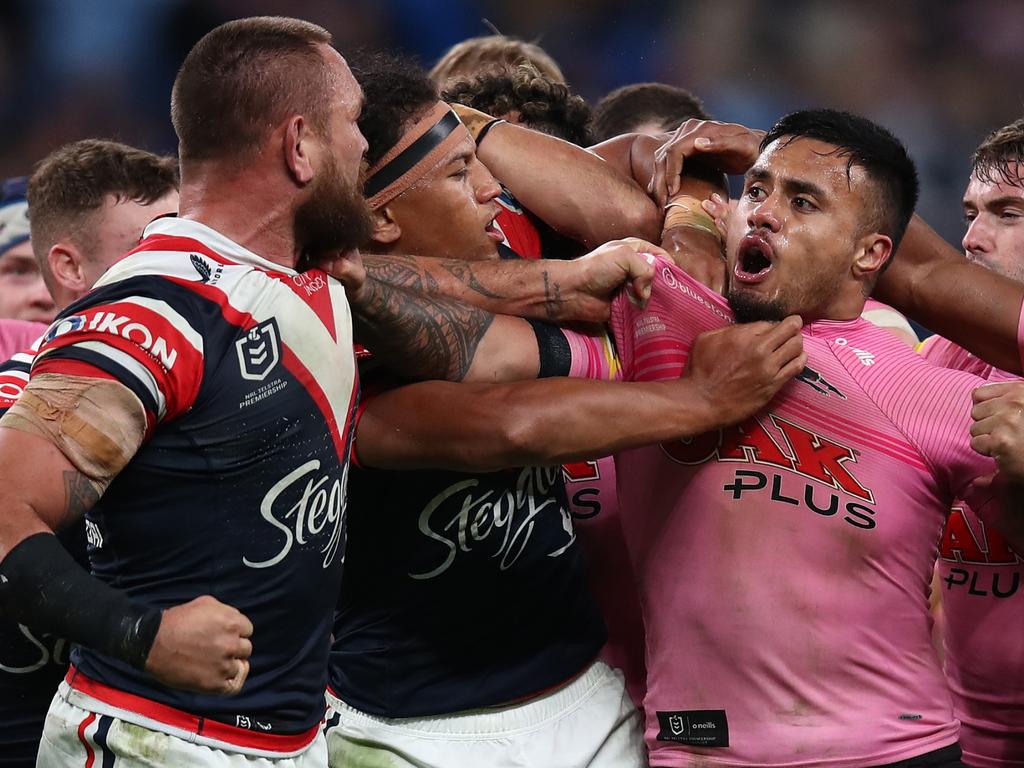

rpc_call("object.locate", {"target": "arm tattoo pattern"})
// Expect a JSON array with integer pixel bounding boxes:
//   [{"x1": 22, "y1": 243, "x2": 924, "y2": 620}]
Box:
[
  {"x1": 364, "y1": 255, "x2": 507, "y2": 301},
  {"x1": 61, "y1": 471, "x2": 100, "y2": 529},
  {"x1": 351, "y1": 276, "x2": 495, "y2": 382}
]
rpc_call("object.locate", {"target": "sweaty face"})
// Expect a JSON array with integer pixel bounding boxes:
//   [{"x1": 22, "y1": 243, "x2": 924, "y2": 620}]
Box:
[
  {"x1": 726, "y1": 137, "x2": 877, "y2": 323},
  {"x1": 0, "y1": 240, "x2": 56, "y2": 323},
  {"x1": 383, "y1": 130, "x2": 503, "y2": 262},
  {"x1": 962, "y1": 165, "x2": 1024, "y2": 282}
]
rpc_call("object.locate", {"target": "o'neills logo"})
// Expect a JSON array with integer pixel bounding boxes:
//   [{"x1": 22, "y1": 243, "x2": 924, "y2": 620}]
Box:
[
  {"x1": 410, "y1": 466, "x2": 575, "y2": 580},
  {"x1": 243, "y1": 459, "x2": 348, "y2": 570}
]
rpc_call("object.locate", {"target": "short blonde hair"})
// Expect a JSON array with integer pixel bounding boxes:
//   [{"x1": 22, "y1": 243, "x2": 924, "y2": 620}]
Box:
[{"x1": 429, "y1": 35, "x2": 565, "y2": 87}]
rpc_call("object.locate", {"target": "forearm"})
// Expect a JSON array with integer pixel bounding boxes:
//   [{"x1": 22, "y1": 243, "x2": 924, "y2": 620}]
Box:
[
  {"x1": 357, "y1": 376, "x2": 717, "y2": 472},
  {"x1": 589, "y1": 132, "x2": 664, "y2": 192},
  {"x1": 477, "y1": 121, "x2": 661, "y2": 246},
  {"x1": 876, "y1": 216, "x2": 1024, "y2": 373},
  {"x1": 363, "y1": 253, "x2": 621, "y2": 324}
]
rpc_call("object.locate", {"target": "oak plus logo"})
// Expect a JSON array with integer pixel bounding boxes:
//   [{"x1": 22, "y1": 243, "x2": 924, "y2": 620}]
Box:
[
  {"x1": 661, "y1": 413, "x2": 878, "y2": 529},
  {"x1": 236, "y1": 319, "x2": 280, "y2": 381}
]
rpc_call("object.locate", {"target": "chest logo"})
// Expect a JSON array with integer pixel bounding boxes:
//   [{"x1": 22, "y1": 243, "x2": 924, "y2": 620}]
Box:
[{"x1": 236, "y1": 319, "x2": 281, "y2": 381}]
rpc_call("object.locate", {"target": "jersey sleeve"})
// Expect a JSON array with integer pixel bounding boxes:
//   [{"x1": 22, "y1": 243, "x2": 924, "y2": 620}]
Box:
[
  {"x1": 0, "y1": 335, "x2": 43, "y2": 415},
  {"x1": 903, "y1": 368, "x2": 999, "y2": 502},
  {"x1": 31, "y1": 280, "x2": 205, "y2": 430},
  {"x1": 528, "y1": 320, "x2": 622, "y2": 381},
  {"x1": 609, "y1": 255, "x2": 732, "y2": 381}
]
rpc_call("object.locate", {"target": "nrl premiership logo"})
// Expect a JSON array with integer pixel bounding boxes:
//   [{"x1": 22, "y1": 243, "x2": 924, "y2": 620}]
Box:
[{"x1": 236, "y1": 319, "x2": 281, "y2": 381}]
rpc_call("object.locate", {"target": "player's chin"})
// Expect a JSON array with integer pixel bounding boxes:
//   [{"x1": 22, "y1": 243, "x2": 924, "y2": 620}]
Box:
[{"x1": 727, "y1": 286, "x2": 789, "y2": 324}]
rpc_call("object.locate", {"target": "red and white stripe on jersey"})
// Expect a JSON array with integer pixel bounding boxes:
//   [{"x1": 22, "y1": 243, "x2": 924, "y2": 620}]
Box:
[
  {"x1": 0, "y1": 335, "x2": 43, "y2": 408},
  {"x1": 84, "y1": 219, "x2": 355, "y2": 462},
  {"x1": 34, "y1": 297, "x2": 204, "y2": 423}
]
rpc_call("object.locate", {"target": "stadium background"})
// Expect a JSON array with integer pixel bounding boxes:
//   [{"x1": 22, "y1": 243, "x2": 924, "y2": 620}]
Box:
[{"x1": 1, "y1": 0, "x2": 1021, "y2": 247}]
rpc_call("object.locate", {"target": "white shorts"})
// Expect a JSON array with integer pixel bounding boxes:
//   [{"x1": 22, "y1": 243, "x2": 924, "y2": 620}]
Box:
[
  {"x1": 37, "y1": 681, "x2": 327, "y2": 767},
  {"x1": 323, "y1": 659, "x2": 647, "y2": 768}
]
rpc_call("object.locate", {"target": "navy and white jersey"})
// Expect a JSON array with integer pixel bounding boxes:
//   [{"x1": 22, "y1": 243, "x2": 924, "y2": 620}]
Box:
[
  {"x1": 0, "y1": 337, "x2": 90, "y2": 767},
  {"x1": 30, "y1": 217, "x2": 358, "y2": 741},
  {"x1": 328, "y1": 368, "x2": 606, "y2": 718}
]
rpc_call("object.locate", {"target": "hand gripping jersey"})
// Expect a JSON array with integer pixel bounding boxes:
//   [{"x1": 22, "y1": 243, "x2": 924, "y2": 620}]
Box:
[
  {"x1": 29, "y1": 218, "x2": 358, "y2": 751},
  {"x1": 328, "y1": 365, "x2": 605, "y2": 717},
  {"x1": 920, "y1": 335, "x2": 1024, "y2": 768},
  {"x1": 0, "y1": 336, "x2": 90, "y2": 768},
  {"x1": 600, "y1": 258, "x2": 1000, "y2": 768}
]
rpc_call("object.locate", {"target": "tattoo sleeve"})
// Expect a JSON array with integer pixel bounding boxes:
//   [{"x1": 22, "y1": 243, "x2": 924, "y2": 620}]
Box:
[
  {"x1": 350, "y1": 276, "x2": 495, "y2": 381},
  {"x1": 363, "y1": 254, "x2": 568, "y2": 321}
]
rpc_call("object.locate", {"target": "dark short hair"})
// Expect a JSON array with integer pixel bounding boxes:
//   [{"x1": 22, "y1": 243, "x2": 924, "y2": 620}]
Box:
[
  {"x1": 171, "y1": 16, "x2": 334, "y2": 163},
  {"x1": 352, "y1": 51, "x2": 439, "y2": 168},
  {"x1": 430, "y1": 35, "x2": 565, "y2": 87},
  {"x1": 591, "y1": 83, "x2": 708, "y2": 143},
  {"x1": 760, "y1": 109, "x2": 919, "y2": 249},
  {"x1": 971, "y1": 118, "x2": 1024, "y2": 188},
  {"x1": 443, "y1": 64, "x2": 592, "y2": 146},
  {"x1": 27, "y1": 139, "x2": 179, "y2": 259}
]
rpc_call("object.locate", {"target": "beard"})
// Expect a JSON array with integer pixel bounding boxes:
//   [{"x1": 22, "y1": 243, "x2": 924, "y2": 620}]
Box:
[
  {"x1": 293, "y1": 155, "x2": 375, "y2": 263},
  {"x1": 728, "y1": 287, "x2": 789, "y2": 323}
]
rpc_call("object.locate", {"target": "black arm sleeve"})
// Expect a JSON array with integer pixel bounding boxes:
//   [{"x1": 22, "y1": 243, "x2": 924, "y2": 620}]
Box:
[
  {"x1": 528, "y1": 319, "x2": 572, "y2": 378},
  {"x1": 0, "y1": 532, "x2": 161, "y2": 670}
]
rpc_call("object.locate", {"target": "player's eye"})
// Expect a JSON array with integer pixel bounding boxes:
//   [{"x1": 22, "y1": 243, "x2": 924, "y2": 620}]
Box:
[
  {"x1": 745, "y1": 185, "x2": 766, "y2": 201},
  {"x1": 793, "y1": 196, "x2": 818, "y2": 212}
]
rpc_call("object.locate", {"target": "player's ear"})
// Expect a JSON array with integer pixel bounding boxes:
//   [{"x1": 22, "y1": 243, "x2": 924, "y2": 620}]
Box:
[
  {"x1": 852, "y1": 232, "x2": 892, "y2": 281},
  {"x1": 48, "y1": 241, "x2": 89, "y2": 294},
  {"x1": 283, "y1": 115, "x2": 315, "y2": 186},
  {"x1": 370, "y1": 205, "x2": 402, "y2": 247}
]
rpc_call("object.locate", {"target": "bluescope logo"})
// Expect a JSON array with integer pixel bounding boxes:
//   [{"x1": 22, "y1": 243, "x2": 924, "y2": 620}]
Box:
[
  {"x1": 661, "y1": 413, "x2": 877, "y2": 529},
  {"x1": 236, "y1": 319, "x2": 280, "y2": 381}
]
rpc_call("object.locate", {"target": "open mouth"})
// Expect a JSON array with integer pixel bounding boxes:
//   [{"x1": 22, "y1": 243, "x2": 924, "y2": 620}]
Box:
[
  {"x1": 734, "y1": 235, "x2": 774, "y2": 284},
  {"x1": 485, "y1": 215, "x2": 504, "y2": 242}
]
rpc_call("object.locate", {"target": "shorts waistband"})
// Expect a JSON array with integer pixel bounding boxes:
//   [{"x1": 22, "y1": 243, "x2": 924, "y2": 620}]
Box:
[
  {"x1": 326, "y1": 659, "x2": 622, "y2": 737},
  {"x1": 64, "y1": 667, "x2": 320, "y2": 757}
]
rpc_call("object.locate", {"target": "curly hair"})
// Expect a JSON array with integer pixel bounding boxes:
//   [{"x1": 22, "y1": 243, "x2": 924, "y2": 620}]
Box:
[
  {"x1": 443, "y1": 64, "x2": 592, "y2": 146},
  {"x1": 972, "y1": 118, "x2": 1024, "y2": 188},
  {"x1": 350, "y1": 51, "x2": 439, "y2": 168}
]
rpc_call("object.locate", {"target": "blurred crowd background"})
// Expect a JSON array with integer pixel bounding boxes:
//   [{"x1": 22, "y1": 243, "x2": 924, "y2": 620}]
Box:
[{"x1": 1, "y1": 0, "x2": 1022, "y2": 246}]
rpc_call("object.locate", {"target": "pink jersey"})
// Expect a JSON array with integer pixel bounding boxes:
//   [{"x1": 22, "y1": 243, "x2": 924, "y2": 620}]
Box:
[
  {"x1": 563, "y1": 332, "x2": 647, "y2": 707},
  {"x1": 920, "y1": 335, "x2": 1024, "y2": 768},
  {"x1": 604, "y1": 257, "x2": 1000, "y2": 768},
  {"x1": 0, "y1": 319, "x2": 46, "y2": 361}
]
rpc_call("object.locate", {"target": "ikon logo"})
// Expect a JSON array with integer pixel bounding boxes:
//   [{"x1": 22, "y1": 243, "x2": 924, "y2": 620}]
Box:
[{"x1": 236, "y1": 319, "x2": 281, "y2": 381}]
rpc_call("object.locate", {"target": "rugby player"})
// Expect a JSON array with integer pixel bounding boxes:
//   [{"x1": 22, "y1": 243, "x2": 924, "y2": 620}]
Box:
[
  {"x1": 0, "y1": 139, "x2": 178, "y2": 768},
  {"x1": 0, "y1": 17, "x2": 381, "y2": 766},
  {"x1": 917, "y1": 118, "x2": 1024, "y2": 768},
  {"x1": 482, "y1": 108, "x2": 1023, "y2": 767},
  {"x1": 322, "y1": 57, "x2": 805, "y2": 768}
]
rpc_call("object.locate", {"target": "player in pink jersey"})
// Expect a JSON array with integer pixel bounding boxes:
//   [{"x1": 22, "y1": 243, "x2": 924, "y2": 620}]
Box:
[
  {"x1": 917, "y1": 118, "x2": 1024, "y2": 768},
  {"x1": 503, "y1": 109, "x2": 1024, "y2": 768}
]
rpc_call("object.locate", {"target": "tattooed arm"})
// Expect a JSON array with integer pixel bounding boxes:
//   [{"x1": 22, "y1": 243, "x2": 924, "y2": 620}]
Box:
[
  {"x1": 0, "y1": 381, "x2": 256, "y2": 694},
  {"x1": 348, "y1": 276, "x2": 541, "y2": 383},
  {"x1": 361, "y1": 238, "x2": 661, "y2": 326},
  {"x1": 347, "y1": 239, "x2": 665, "y2": 382}
]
